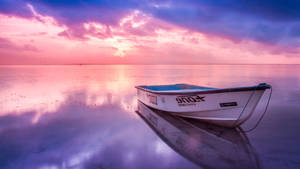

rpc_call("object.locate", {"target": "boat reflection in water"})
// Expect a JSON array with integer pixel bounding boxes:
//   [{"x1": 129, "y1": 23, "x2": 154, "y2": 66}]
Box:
[{"x1": 136, "y1": 101, "x2": 262, "y2": 169}]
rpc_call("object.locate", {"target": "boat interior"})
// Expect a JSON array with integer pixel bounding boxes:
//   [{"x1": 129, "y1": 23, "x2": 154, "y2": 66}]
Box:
[{"x1": 140, "y1": 84, "x2": 215, "y2": 92}]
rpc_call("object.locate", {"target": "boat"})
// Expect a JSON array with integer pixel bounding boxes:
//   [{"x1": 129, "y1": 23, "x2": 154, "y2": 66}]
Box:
[
  {"x1": 135, "y1": 83, "x2": 271, "y2": 127},
  {"x1": 136, "y1": 101, "x2": 262, "y2": 169}
]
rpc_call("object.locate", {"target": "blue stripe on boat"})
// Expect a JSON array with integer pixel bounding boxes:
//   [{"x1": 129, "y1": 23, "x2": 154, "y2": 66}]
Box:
[{"x1": 140, "y1": 84, "x2": 215, "y2": 91}]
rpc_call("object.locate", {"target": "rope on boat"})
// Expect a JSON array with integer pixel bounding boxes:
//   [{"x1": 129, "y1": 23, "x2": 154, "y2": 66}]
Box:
[
  {"x1": 244, "y1": 86, "x2": 272, "y2": 132},
  {"x1": 233, "y1": 85, "x2": 258, "y2": 127}
]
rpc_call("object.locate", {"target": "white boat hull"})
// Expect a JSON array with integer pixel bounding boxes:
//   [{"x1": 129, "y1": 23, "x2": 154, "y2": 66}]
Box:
[{"x1": 136, "y1": 84, "x2": 270, "y2": 127}]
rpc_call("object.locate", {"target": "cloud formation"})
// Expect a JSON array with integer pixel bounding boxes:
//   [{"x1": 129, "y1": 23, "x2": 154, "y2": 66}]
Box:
[
  {"x1": 0, "y1": 0, "x2": 300, "y2": 64},
  {"x1": 0, "y1": 37, "x2": 39, "y2": 52},
  {"x1": 152, "y1": 1, "x2": 300, "y2": 46},
  {"x1": 1, "y1": 0, "x2": 300, "y2": 46}
]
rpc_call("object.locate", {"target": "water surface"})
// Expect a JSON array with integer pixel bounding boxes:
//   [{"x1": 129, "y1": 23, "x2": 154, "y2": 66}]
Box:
[{"x1": 0, "y1": 65, "x2": 299, "y2": 169}]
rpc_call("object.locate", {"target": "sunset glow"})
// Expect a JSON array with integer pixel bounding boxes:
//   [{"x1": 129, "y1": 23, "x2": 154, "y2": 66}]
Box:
[
  {"x1": 1, "y1": 1, "x2": 300, "y2": 64},
  {"x1": 1, "y1": 1, "x2": 300, "y2": 168}
]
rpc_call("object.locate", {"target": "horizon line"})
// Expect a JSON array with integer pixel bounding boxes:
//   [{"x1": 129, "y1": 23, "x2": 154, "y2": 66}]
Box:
[{"x1": 1, "y1": 63, "x2": 300, "y2": 66}]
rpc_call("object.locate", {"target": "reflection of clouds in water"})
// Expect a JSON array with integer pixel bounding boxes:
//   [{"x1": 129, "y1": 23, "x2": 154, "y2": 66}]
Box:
[
  {"x1": 0, "y1": 66, "x2": 136, "y2": 121},
  {"x1": 2, "y1": 65, "x2": 300, "y2": 168},
  {"x1": 0, "y1": 87, "x2": 137, "y2": 124},
  {"x1": 154, "y1": 140, "x2": 173, "y2": 157},
  {"x1": 0, "y1": 90, "x2": 199, "y2": 169},
  {"x1": 2, "y1": 65, "x2": 299, "y2": 120}
]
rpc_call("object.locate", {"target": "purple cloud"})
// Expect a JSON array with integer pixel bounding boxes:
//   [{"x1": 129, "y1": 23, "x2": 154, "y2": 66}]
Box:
[
  {"x1": 147, "y1": 0, "x2": 300, "y2": 46},
  {"x1": 0, "y1": 0, "x2": 33, "y2": 18},
  {"x1": 1, "y1": 0, "x2": 300, "y2": 46}
]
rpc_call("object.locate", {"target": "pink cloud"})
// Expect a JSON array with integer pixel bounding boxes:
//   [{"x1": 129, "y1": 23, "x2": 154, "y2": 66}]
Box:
[
  {"x1": 0, "y1": 8, "x2": 300, "y2": 65},
  {"x1": 0, "y1": 37, "x2": 39, "y2": 52}
]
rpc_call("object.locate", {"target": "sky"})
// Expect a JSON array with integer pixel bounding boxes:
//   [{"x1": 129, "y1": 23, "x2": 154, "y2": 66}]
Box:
[{"x1": 0, "y1": 0, "x2": 300, "y2": 64}]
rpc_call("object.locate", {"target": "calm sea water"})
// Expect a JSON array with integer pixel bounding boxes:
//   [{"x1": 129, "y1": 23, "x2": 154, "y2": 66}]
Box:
[{"x1": 0, "y1": 65, "x2": 299, "y2": 169}]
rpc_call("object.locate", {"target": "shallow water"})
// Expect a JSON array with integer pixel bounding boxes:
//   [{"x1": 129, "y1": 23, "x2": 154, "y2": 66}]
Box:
[{"x1": 0, "y1": 65, "x2": 299, "y2": 169}]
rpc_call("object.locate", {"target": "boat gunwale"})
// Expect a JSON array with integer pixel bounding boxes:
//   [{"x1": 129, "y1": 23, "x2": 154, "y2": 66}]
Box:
[{"x1": 135, "y1": 84, "x2": 270, "y2": 95}]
